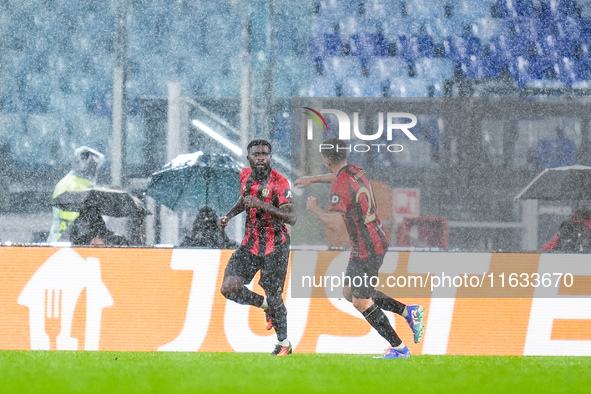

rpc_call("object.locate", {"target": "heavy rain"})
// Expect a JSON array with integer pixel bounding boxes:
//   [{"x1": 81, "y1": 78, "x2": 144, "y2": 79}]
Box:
[{"x1": 0, "y1": 0, "x2": 590, "y2": 253}]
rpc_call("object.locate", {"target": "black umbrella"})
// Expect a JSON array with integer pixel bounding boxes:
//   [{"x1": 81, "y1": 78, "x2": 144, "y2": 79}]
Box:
[
  {"x1": 146, "y1": 151, "x2": 243, "y2": 213},
  {"x1": 52, "y1": 187, "x2": 151, "y2": 217},
  {"x1": 514, "y1": 165, "x2": 591, "y2": 201}
]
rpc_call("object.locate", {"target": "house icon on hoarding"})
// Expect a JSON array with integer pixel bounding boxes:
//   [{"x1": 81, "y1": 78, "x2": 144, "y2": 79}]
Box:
[{"x1": 18, "y1": 248, "x2": 113, "y2": 350}]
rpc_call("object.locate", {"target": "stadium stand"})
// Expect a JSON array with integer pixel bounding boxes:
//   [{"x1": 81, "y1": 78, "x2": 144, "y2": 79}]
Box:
[{"x1": 1, "y1": 0, "x2": 591, "y2": 173}]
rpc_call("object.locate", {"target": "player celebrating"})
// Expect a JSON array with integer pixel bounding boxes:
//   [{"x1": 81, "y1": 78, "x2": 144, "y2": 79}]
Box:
[
  {"x1": 219, "y1": 139, "x2": 296, "y2": 356},
  {"x1": 296, "y1": 138, "x2": 424, "y2": 359}
]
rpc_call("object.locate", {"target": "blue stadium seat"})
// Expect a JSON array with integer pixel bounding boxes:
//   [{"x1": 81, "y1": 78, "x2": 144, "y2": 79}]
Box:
[
  {"x1": 556, "y1": 0, "x2": 579, "y2": 18},
  {"x1": 557, "y1": 57, "x2": 577, "y2": 86},
  {"x1": 513, "y1": 0, "x2": 535, "y2": 17},
  {"x1": 362, "y1": 79, "x2": 390, "y2": 96},
  {"x1": 460, "y1": 52, "x2": 503, "y2": 78},
  {"x1": 472, "y1": 18, "x2": 504, "y2": 41},
  {"x1": 538, "y1": 1, "x2": 555, "y2": 26},
  {"x1": 349, "y1": 31, "x2": 388, "y2": 58},
  {"x1": 309, "y1": 75, "x2": 339, "y2": 97},
  {"x1": 272, "y1": 113, "x2": 291, "y2": 158},
  {"x1": 492, "y1": 0, "x2": 513, "y2": 18},
  {"x1": 317, "y1": 0, "x2": 351, "y2": 20},
  {"x1": 85, "y1": 90, "x2": 112, "y2": 117},
  {"x1": 342, "y1": 77, "x2": 367, "y2": 97},
  {"x1": 311, "y1": 31, "x2": 344, "y2": 61},
  {"x1": 369, "y1": 57, "x2": 414, "y2": 80},
  {"x1": 537, "y1": 138, "x2": 576, "y2": 169},
  {"x1": 573, "y1": 56, "x2": 591, "y2": 81},
  {"x1": 389, "y1": 77, "x2": 432, "y2": 97},
  {"x1": 414, "y1": 58, "x2": 455, "y2": 82},
  {"x1": 506, "y1": 56, "x2": 532, "y2": 87},
  {"x1": 323, "y1": 57, "x2": 365, "y2": 79},
  {"x1": 401, "y1": 29, "x2": 437, "y2": 60},
  {"x1": 275, "y1": 56, "x2": 314, "y2": 98},
  {"x1": 490, "y1": 33, "x2": 525, "y2": 63},
  {"x1": 512, "y1": 16, "x2": 543, "y2": 42},
  {"x1": 444, "y1": 28, "x2": 482, "y2": 62},
  {"x1": 580, "y1": 17, "x2": 591, "y2": 41}
]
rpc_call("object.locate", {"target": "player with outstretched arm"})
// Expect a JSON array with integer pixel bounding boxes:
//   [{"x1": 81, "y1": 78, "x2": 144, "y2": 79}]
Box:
[
  {"x1": 295, "y1": 138, "x2": 424, "y2": 359},
  {"x1": 219, "y1": 139, "x2": 296, "y2": 356}
]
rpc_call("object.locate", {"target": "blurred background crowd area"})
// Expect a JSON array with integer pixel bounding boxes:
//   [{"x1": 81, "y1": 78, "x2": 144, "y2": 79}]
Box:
[{"x1": 1, "y1": 0, "x2": 591, "y2": 250}]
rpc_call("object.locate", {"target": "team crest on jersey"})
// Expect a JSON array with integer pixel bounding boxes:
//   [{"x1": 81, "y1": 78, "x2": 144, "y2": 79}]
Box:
[
  {"x1": 331, "y1": 193, "x2": 340, "y2": 205},
  {"x1": 285, "y1": 189, "x2": 292, "y2": 199},
  {"x1": 243, "y1": 185, "x2": 247, "y2": 192},
  {"x1": 262, "y1": 188, "x2": 270, "y2": 197}
]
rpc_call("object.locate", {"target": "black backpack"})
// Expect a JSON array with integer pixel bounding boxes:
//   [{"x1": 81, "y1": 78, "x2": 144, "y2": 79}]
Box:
[{"x1": 555, "y1": 221, "x2": 591, "y2": 252}]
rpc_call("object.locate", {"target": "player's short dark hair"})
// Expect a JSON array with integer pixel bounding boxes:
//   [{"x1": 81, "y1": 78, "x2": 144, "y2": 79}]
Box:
[
  {"x1": 321, "y1": 138, "x2": 348, "y2": 163},
  {"x1": 247, "y1": 139, "x2": 272, "y2": 153}
]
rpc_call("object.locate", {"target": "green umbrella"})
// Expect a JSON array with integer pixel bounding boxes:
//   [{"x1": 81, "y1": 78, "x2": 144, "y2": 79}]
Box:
[{"x1": 146, "y1": 151, "x2": 243, "y2": 213}]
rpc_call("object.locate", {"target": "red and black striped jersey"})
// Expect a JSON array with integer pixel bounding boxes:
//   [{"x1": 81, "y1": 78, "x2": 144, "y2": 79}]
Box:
[
  {"x1": 240, "y1": 167, "x2": 294, "y2": 256},
  {"x1": 329, "y1": 164, "x2": 389, "y2": 259}
]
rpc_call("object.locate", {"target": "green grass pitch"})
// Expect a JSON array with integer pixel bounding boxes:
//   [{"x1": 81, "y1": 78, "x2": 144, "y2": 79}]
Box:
[{"x1": 2, "y1": 351, "x2": 590, "y2": 393}]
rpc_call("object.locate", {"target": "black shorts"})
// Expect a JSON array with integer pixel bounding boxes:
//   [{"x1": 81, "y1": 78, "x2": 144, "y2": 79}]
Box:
[
  {"x1": 345, "y1": 253, "x2": 385, "y2": 299},
  {"x1": 224, "y1": 243, "x2": 289, "y2": 295}
]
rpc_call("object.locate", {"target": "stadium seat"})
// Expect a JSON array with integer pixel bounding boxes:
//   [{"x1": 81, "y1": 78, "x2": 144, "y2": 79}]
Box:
[
  {"x1": 324, "y1": 56, "x2": 365, "y2": 79},
  {"x1": 316, "y1": 0, "x2": 350, "y2": 20},
  {"x1": 513, "y1": 16, "x2": 543, "y2": 42},
  {"x1": 558, "y1": 57, "x2": 577, "y2": 85},
  {"x1": 460, "y1": 51, "x2": 503, "y2": 79},
  {"x1": 409, "y1": 29, "x2": 437, "y2": 59},
  {"x1": 473, "y1": 17, "x2": 505, "y2": 41},
  {"x1": 537, "y1": 138, "x2": 577, "y2": 168},
  {"x1": 572, "y1": 56, "x2": 591, "y2": 81},
  {"x1": 275, "y1": 56, "x2": 314, "y2": 98},
  {"x1": 556, "y1": 0, "x2": 579, "y2": 18},
  {"x1": 414, "y1": 58, "x2": 455, "y2": 82},
  {"x1": 444, "y1": 35, "x2": 480, "y2": 62},
  {"x1": 342, "y1": 77, "x2": 367, "y2": 97},
  {"x1": 311, "y1": 20, "x2": 344, "y2": 61},
  {"x1": 309, "y1": 75, "x2": 339, "y2": 97},
  {"x1": 492, "y1": 0, "x2": 513, "y2": 18},
  {"x1": 369, "y1": 57, "x2": 414, "y2": 80},
  {"x1": 362, "y1": 79, "x2": 391, "y2": 96},
  {"x1": 349, "y1": 31, "x2": 388, "y2": 58},
  {"x1": 389, "y1": 77, "x2": 432, "y2": 97},
  {"x1": 513, "y1": 0, "x2": 535, "y2": 17}
]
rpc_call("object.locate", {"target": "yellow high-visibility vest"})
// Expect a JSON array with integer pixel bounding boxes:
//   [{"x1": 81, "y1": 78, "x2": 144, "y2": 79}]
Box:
[{"x1": 47, "y1": 172, "x2": 94, "y2": 242}]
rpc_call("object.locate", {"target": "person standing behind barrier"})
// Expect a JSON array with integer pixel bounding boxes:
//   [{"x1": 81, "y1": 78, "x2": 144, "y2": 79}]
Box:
[
  {"x1": 541, "y1": 209, "x2": 591, "y2": 252},
  {"x1": 296, "y1": 138, "x2": 424, "y2": 359},
  {"x1": 218, "y1": 139, "x2": 296, "y2": 356},
  {"x1": 181, "y1": 206, "x2": 238, "y2": 248},
  {"x1": 47, "y1": 146, "x2": 105, "y2": 242}
]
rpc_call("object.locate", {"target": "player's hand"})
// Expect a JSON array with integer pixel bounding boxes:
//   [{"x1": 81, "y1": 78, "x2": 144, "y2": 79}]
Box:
[
  {"x1": 306, "y1": 196, "x2": 320, "y2": 212},
  {"x1": 294, "y1": 176, "x2": 314, "y2": 188},
  {"x1": 218, "y1": 216, "x2": 229, "y2": 229},
  {"x1": 243, "y1": 195, "x2": 263, "y2": 210}
]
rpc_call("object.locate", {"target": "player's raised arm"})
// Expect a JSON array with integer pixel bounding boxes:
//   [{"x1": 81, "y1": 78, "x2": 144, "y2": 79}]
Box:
[
  {"x1": 294, "y1": 173, "x2": 336, "y2": 188},
  {"x1": 306, "y1": 196, "x2": 341, "y2": 231}
]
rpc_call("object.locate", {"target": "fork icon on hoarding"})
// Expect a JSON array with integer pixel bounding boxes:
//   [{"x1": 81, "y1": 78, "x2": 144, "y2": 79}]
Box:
[{"x1": 45, "y1": 289, "x2": 62, "y2": 351}]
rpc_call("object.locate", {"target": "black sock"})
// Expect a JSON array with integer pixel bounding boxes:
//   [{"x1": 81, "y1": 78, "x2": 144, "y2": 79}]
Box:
[
  {"x1": 373, "y1": 291, "x2": 406, "y2": 315},
  {"x1": 269, "y1": 303, "x2": 288, "y2": 342},
  {"x1": 225, "y1": 286, "x2": 264, "y2": 307},
  {"x1": 267, "y1": 295, "x2": 288, "y2": 342},
  {"x1": 362, "y1": 303, "x2": 402, "y2": 347}
]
